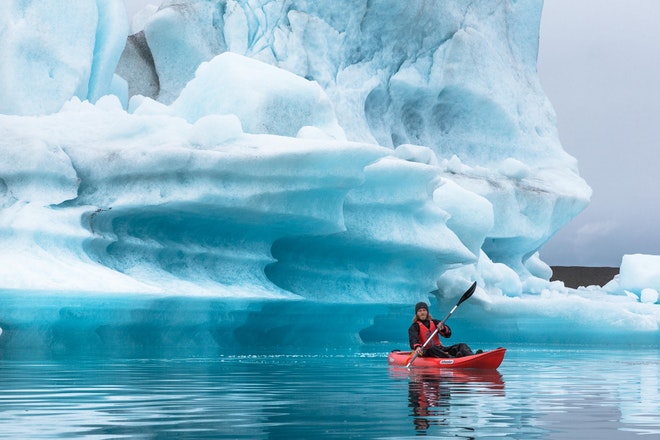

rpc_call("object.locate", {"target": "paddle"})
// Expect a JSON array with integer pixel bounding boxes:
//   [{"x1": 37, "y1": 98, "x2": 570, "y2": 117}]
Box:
[{"x1": 406, "y1": 281, "x2": 477, "y2": 367}]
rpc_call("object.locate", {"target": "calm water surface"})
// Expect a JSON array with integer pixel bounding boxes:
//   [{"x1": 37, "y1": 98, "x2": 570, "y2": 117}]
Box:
[{"x1": 0, "y1": 346, "x2": 658, "y2": 439}]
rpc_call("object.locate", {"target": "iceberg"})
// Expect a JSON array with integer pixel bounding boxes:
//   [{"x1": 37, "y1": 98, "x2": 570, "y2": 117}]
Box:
[{"x1": 0, "y1": 0, "x2": 657, "y2": 356}]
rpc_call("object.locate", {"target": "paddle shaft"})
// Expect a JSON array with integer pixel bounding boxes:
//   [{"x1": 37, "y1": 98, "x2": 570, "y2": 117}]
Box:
[{"x1": 406, "y1": 282, "x2": 476, "y2": 367}]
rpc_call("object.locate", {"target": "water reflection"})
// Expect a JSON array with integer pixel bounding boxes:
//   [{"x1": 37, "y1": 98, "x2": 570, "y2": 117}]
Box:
[
  {"x1": 390, "y1": 366, "x2": 505, "y2": 434},
  {"x1": 0, "y1": 349, "x2": 658, "y2": 439},
  {"x1": 408, "y1": 370, "x2": 452, "y2": 431}
]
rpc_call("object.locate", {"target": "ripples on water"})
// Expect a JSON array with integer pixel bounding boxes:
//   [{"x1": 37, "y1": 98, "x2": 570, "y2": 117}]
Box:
[{"x1": 0, "y1": 347, "x2": 658, "y2": 439}]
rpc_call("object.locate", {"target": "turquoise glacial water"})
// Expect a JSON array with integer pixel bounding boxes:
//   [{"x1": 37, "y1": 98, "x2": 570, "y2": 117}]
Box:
[{"x1": 0, "y1": 345, "x2": 658, "y2": 439}]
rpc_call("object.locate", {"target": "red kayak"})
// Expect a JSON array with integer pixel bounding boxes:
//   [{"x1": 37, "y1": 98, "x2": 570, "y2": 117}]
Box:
[{"x1": 388, "y1": 347, "x2": 506, "y2": 369}]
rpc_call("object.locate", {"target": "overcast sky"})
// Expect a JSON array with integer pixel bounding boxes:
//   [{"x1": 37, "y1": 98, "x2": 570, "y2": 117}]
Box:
[
  {"x1": 123, "y1": 0, "x2": 659, "y2": 267},
  {"x1": 537, "y1": 0, "x2": 660, "y2": 267}
]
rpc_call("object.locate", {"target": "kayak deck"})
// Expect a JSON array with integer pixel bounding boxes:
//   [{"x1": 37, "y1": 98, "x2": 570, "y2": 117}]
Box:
[{"x1": 388, "y1": 347, "x2": 506, "y2": 369}]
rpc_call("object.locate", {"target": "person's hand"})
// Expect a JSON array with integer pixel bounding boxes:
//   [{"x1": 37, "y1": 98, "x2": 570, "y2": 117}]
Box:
[{"x1": 415, "y1": 347, "x2": 423, "y2": 356}]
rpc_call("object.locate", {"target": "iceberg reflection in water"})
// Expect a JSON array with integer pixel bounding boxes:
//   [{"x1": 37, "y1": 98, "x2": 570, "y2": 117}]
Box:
[{"x1": 0, "y1": 347, "x2": 658, "y2": 439}]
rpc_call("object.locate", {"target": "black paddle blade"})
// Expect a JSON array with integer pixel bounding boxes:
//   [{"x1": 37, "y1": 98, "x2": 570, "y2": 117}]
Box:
[{"x1": 456, "y1": 281, "x2": 477, "y2": 306}]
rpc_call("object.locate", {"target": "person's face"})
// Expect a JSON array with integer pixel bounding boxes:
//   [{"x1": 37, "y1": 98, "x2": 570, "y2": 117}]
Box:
[{"x1": 416, "y1": 308, "x2": 428, "y2": 319}]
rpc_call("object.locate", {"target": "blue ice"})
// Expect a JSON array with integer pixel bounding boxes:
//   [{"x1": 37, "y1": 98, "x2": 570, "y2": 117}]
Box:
[{"x1": 0, "y1": 0, "x2": 657, "y2": 355}]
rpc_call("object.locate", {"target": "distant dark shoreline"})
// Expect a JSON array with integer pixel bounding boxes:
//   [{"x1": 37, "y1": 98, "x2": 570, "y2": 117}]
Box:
[{"x1": 550, "y1": 266, "x2": 619, "y2": 288}]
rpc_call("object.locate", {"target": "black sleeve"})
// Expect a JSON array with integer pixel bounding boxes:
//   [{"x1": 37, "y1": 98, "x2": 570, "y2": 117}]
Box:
[
  {"x1": 408, "y1": 322, "x2": 421, "y2": 349},
  {"x1": 434, "y1": 319, "x2": 451, "y2": 338}
]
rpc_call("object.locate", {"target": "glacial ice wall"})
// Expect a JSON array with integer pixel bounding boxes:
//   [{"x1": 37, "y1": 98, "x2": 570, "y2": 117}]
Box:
[
  {"x1": 0, "y1": 0, "x2": 657, "y2": 355},
  {"x1": 129, "y1": 0, "x2": 590, "y2": 279}
]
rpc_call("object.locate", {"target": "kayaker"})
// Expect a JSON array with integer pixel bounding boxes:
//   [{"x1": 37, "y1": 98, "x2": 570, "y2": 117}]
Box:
[{"x1": 408, "y1": 301, "x2": 478, "y2": 358}]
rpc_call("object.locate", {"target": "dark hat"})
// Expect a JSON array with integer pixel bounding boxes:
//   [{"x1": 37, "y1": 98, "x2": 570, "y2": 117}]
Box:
[{"x1": 415, "y1": 302, "x2": 428, "y2": 312}]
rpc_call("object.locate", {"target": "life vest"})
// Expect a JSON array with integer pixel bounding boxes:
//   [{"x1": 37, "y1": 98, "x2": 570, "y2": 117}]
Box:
[{"x1": 417, "y1": 320, "x2": 442, "y2": 347}]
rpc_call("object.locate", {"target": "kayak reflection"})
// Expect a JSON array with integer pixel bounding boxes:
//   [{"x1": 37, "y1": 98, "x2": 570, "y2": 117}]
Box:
[{"x1": 390, "y1": 367, "x2": 505, "y2": 433}]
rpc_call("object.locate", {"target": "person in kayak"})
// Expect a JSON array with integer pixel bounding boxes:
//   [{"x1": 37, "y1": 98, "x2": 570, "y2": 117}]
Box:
[{"x1": 408, "y1": 301, "x2": 478, "y2": 358}]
